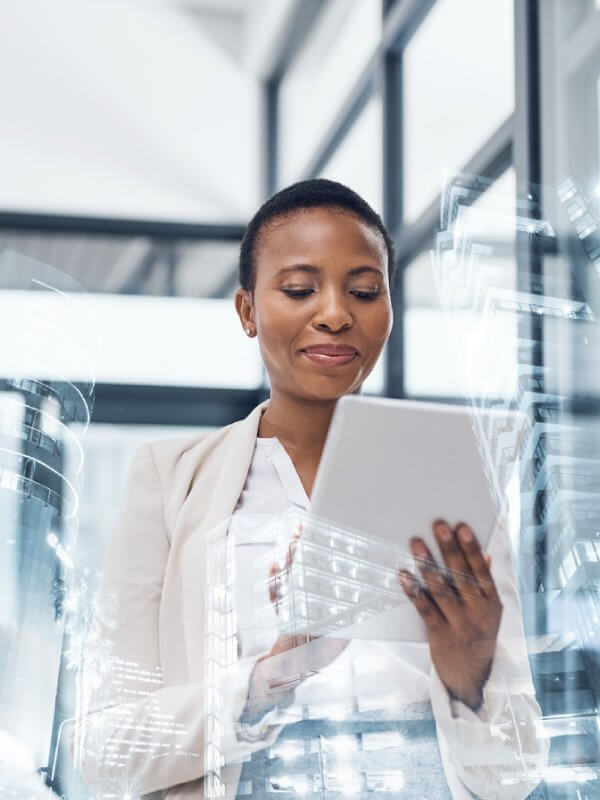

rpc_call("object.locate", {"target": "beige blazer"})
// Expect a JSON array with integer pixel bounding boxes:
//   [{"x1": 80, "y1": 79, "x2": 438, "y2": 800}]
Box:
[
  {"x1": 75, "y1": 400, "x2": 272, "y2": 800},
  {"x1": 74, "y1": 399, "x2": 547, "y2": 800}
]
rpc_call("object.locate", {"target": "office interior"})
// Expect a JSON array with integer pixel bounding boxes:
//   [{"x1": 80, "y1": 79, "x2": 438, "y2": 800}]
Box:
[{"x1": 1, "y1": 0, "x2": 600, "y2": 797}]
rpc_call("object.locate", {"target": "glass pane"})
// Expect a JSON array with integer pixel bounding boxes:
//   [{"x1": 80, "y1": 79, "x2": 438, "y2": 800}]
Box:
[
  {"x1": 318, "y1": 94, "x2": 383, "y2": 216},
  {"x1": 403, "y1": 0, "x2": 514, "y2": 223},
  {"x1": 0, "y1": 290, "x2": 262, "y2": 388},
  {"x1": 0, "y1": 2, "x2": 260, "y2": 222},
  {"x1": 71, "y1": 422, "x2": 213, "y2": 574},
  {"x1": 0, "y1": 233, "x2": 240, "y2": 298},
  {"x1": 53, "y1": 422, "x2": 212, "y2": 795},
  {"x1": 0, "y1": 250, "x2": 262, "y2": 388},
  {"x1": 556, "y1": 0, "x2": 598, "y2": 37},
  {"x1": 540, "y1": 2, "x2": 600, "y2": 194},
  {"x1": 404, "y1": 168, "x2": 517, "y2": 397},
  {"x1": 279, "y1": 0, "x2": 382, "y2": 185}
]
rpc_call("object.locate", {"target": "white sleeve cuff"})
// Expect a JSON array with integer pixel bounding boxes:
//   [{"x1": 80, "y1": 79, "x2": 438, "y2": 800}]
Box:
[
  {"x1": 430, "y1": 643, "x2": 548, "y2": 799},
  {"x1": 219, "y1": 655, "x2": 288, "y2": 765}
]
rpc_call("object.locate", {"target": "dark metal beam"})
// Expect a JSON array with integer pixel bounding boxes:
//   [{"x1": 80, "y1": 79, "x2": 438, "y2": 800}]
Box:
[
  {"x1": 0, "y1": 212, "x2": 246, "y2": 241},
  {"x1": 514, "y1": 1, "x2": 542, "y2": 191},
  {"x1": 259, "y1": 0, "x2": 324, "y2": 198},
  {"x1": 513, "y1": 0, "x2": 543, "y2": 369},
  {"x1": 382, "y1": 52, "x2": 403, "y2": 232},
  {"x1": 263, "y1": 78, "x2": 279, "y2": 198},
  {"x1": 514, "y1": 0, "x2": 549, "y2": 612},
  {"x1": 91, "y1": 384, "x2": 268, "y2": 427},
  {"x1": 383, "y1": 48, "x2": 404, "y2": 398}
]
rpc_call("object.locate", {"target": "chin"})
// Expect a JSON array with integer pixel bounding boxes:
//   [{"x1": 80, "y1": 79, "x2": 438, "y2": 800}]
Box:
[{"x1": 300, "y1": 375, "x2": 362, "y2": 402}]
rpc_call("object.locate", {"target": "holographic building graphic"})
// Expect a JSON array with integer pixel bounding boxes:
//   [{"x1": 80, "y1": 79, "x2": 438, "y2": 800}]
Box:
[
  {"x1": 259, "y1": 511, "x2": 407, "y2": 637},
  {"x1": 202, "y1": 513, "x2": 457, "y2": 800},
  {"x1": 0, "y1": 251, "x2": 94, "y2": 794},
  {"x1": 199, "y1": 508, "x2": 547, "y2": 800},
  {"x1": 434, "y1": 173, "x2": 600, "y2": 797}
]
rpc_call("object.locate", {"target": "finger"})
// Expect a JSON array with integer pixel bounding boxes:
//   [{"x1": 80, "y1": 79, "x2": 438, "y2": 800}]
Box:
[
  {"x1": 411, "y1": 536, "x2": 459, "y2": 619},
  {"x1": 267, "y1": 634, "x2": 347, "y2": 689},
  {"x1": 276, "y1": 633, "x2": 310, "y2": 653},
  {"x1": 455, "y1": 523, "x2": 498, "y2": 600},
  {"x1": 399, "y1": 570, "x2": 445, "y2": 631},
  {"x1": 285, "y1": 540, "x2": 295, "y2": 571},
  {"x1": 270, "y1": 526, "x2": 303, "y2": 610},
  {"x1": 268, "y1": 563, "x2": 283, "y2": 610},
  {"x1": 284, "y1": 524, "x2": 303, "y2": 570},
  {"x1": 432, "y1": 519, "x2": 472, "y2": 597}
]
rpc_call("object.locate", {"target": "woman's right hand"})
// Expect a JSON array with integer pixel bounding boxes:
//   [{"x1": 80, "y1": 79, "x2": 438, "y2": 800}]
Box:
[
  {"x1": 244, "y1": 633, "x2": 348, "y2": 719},
  {"x1": 243, "y1": 527, "x2": 347, "y2": 718}
]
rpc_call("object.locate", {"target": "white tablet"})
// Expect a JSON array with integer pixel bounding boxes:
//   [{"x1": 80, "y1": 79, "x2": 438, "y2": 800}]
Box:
[{"x1": 308, "y1": 394, "x2": 521, "y2": 641}]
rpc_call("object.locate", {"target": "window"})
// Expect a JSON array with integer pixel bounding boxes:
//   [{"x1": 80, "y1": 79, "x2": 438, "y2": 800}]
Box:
[
  {"x1": 578, "y1": 540, "x2": 600, "y2": 563},
  {"x1": 0, "y1": 244, "x2": 258, "y2": 390},
  {"x1": 404, "y1": 169, "x2": 517, "y2": 398},
  {"x1": 0, "y1": 233, "x2": 241, "y2": 299},
  {"x1": 279, "y1": 0, "x2": 382, "y2": 185},
  {"x1": 0, "y1": 289, "x2": 263, "y2": 389},
  {"x1": 68, "y1": 423, "x2": 212, "y2": 570},
  {"x1": 318, "y1": 94, "x2": 384, "y2": 215},
  {"x1": 403, "y1": 0, "x2": 514, "y2": 222}
]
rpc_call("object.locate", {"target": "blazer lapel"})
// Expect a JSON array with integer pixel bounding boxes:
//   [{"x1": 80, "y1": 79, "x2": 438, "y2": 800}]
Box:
[
  {"x1": 172, "y1": 399, "x2": 269, "y2": 679},
  {"x1": 202, "y1": 398, "x2": 269, "y2": 533}
]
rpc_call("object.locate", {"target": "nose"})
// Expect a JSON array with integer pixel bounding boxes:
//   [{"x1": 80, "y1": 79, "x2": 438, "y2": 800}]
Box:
[{"x1": 311, "y1": 287, "x2": 353, "y2": 333}]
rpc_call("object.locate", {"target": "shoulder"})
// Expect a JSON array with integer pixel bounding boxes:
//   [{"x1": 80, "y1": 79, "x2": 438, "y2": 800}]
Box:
[
  {"x1": 144, "y1": 422, "x2": 239, "y2": 479},
  {"x1": 139, "y1": 417, "x2": 243, "y2": 486},
  {"x1": 130, "y1": 400, "x2": 267, "y2": 528}
]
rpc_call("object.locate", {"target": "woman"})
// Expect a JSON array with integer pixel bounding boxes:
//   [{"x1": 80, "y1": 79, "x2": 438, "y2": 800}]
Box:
[{"x1": 76, "y1": 180, "x2": 547, "y2": 799}]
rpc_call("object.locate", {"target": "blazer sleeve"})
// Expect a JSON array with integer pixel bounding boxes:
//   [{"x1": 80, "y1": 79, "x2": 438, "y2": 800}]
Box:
[
  {"x1": 430, "y1": 521, "x2": 548, "y2": 799},
  {"x1": 73, "y1": 444, "x2": 284, "y2": 798}
]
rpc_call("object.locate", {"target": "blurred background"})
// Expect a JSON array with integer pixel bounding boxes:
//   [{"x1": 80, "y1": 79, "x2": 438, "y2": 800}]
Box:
[{"x1": 1, "y1": 0, "x2": 600, "y2": 797}]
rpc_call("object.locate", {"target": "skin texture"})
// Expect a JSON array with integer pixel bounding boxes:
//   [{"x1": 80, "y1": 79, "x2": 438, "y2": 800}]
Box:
[
  {"x1": 401, "y1": 521, "x2": 502, "y2": 709},
  {"x1": 236, "y1": 206, "x2": 393, "y2": 497},
  {"x1": 235, "y1": 206, "x2": 501, "y2": 715}
]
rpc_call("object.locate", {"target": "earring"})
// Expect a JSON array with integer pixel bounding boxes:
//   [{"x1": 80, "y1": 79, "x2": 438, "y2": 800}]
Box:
[{"x1": 246, "y1": 327, "x2": 252, "y2": 336}]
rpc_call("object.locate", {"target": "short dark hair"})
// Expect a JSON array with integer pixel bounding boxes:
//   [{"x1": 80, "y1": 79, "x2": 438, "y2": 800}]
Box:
[{"x1": 238, "y1": 178, "x2": 396, "y2": 291}]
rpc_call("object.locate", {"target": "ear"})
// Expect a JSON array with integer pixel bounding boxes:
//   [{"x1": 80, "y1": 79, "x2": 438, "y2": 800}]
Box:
[{"x1": 235, "y1": 289, "x2": 256, "y2": 337}]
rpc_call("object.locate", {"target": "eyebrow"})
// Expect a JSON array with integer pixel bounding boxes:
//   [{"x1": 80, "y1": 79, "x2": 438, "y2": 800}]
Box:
[{"x1": 275, "y1": 264, "x2": 383, "y2": 278}]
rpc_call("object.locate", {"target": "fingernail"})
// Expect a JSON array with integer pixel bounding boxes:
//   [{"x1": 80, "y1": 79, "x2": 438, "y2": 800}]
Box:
[
  {"x1": 435, "y1": 521, "x2": 452, "y2": 541},
  {"x1": 411, "y1": 539, "x2": 427, "y2": 557},
  {"x1": 458, "y1": 524, "x2": 473, "y2": 543}
]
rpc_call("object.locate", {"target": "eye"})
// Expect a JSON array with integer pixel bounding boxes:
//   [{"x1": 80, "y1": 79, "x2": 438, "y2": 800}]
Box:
[
  {"x1": 351, "y1": 289, "x2": 380, "y2": 300},
  {"x1": 282, "y1": 287, "x2": 315, "y2": 298}
]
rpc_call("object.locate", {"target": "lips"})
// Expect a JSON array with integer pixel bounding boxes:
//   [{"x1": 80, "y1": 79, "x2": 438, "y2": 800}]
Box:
[
  {"x1": 301, "y1": 344, "x2": 359, "y2": 367},
  {"x1": 302, "y1": 345, "x2": 359, "y2": 356}
]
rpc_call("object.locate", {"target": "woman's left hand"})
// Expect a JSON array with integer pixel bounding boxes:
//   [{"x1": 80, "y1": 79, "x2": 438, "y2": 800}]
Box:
[{"x1": 399, "y1": 520, "x2": 503, "y2": 711}]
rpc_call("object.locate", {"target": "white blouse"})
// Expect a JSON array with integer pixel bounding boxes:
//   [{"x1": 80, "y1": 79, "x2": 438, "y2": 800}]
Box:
[{"x1": 227, "y1": 436, "x2": 548, "y2": 800}]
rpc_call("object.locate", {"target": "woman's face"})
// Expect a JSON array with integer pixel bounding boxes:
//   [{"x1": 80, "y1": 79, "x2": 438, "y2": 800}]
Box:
[{"x1": 236, "y1": 207, "x2": 393, "y2": 402}]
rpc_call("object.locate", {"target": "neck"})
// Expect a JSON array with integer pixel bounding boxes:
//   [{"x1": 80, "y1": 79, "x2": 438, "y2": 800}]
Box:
[{"x1": 258, "y1": 390, "x2": 337, "y2": 460}]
